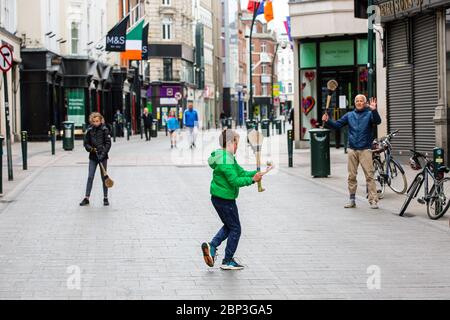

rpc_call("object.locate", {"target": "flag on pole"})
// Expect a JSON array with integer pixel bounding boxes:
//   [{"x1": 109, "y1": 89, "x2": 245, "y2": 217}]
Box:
[
  {"x1": 121, "y1": 20, "x2": 145, "y2": 61},
  {"x1": 264, "y1": 0, "x2": 274, "y2": 23},
  {"x1": 247, "y1": 0, "x2": 260, "y2": 13},
  {"x1": 284, "y1": 16, "x2": 292, "y2": 42},
  {"x1": 106, "y1": 16, "x2": 129, "y2": 52},
  {"x1": 256, "y1": 0, "x2": 265, "y2": 15},
  {"x1": 142, "y1": 23, "x2": 149, "y2": 60}
]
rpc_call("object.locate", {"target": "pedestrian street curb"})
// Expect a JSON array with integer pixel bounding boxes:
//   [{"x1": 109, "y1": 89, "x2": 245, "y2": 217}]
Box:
[
  {"x1": 278, "y1": 167, "x2": 450, "y2": 234},
  {"x1": 0, "y1": 152, "x2": 68, "y2": 213}
]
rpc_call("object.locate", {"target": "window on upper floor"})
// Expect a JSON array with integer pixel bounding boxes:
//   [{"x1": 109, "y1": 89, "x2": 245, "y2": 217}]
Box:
[
  {"x1": 261, "y1": 42, "x2": 267, "y2": 53},
  {"x1": 162, "y1": 0, "x2": 171, "y2": 6},
  {"x1": 71, "y1": 22, "x2": 80, "y2": 55},
  {"x1": 162, "y1": 17, "x2": 173, "y2": 40},
  {"x1": 262, "y1": 85, "x2": 268, "y2": 96},
  {"x1": 261, "y1": 64, "x2": 267, "y2": 74}
]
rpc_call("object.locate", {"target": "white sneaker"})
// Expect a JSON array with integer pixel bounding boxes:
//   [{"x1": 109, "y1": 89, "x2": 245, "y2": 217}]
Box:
[
  {"x1": 344, "y1": 201, "x2": 356, "y2": 209},
  {"x1": 370, "y1": 203, "x2": 379, "y2": 210}
]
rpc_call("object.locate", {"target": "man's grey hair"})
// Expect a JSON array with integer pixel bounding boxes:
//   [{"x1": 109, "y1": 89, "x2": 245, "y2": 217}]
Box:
[{"x1": 355, "y1": 94, "x2": 367, "y2": 104}]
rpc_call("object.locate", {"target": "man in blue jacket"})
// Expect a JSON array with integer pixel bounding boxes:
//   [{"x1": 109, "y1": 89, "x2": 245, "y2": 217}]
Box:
[
  {"x1": 184, "y1": 104, "x2": 199, "y2": 149},
  {"x1": 322, "y1": 95, "x2": 382, "y2": 209}
]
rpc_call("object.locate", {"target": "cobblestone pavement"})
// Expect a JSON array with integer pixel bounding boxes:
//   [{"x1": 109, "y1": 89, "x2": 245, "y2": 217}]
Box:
[{"x1": 0, "y1": 129, "x2": 450, "y2": 300}]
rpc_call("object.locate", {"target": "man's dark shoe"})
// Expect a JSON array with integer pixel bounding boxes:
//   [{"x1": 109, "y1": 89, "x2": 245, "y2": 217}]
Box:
[
  {"x1": 80, "y1": 198, "x2": 90, "y2": 207},
  {"x1": 104, "y1": 198, "x2": 110, "y2": 206}
]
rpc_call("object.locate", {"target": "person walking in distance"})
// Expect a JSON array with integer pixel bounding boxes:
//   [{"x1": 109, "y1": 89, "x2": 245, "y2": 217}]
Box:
[
  {"x1": 322, "y1": 95, "x2": 382, "y2": 209},
  {"x1": 114, "y1": 109, "x2": 125, "y2": 137},
  {"x1": 142, "y1": 108, "x2": 153, "y2": 141},
  {"x1": 184, "y1": 104, "x2": 199, "y2": 149},
  {"x1": 201, "y1": 130, "x2": 273, "y2": 270},
  {"x1": 166, "y1": 110, "x2": 180, "y2": 149},
  {"x1": 80, "y1": 113, "x2": 112, "y2": 207}
]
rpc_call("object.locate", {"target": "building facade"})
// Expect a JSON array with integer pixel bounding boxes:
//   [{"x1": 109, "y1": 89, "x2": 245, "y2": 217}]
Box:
[
  {"x1": 17, "y1": 0, "x2": 120, "y2": 140},
  {"x1": 289, "y1": 0, "x2": 371, "y2": 148},
  {"x1": 277, "y1": 34, "x2": 294, "y2": 118},
  {"x1": 221, "y1": 0, "x2": 240, "y2": 125},
  {"x1": 241, "y1": 12, "x2": 277, "y2": 121},
  {"x1": 212, "y1": 0, "x2": 223, "y2": 127},
  {"x1": 376, "y1": 0, "x2": 450, "y2": 161},
  {"x1": 144, "y1": 0, "x2": 196, "y2": 130},
  {"x1": 0, "y1": 0, "x2": 21, "y2": 142}
]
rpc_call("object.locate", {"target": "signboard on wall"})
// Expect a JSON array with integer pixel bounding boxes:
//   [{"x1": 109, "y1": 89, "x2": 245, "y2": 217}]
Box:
[
  {"x1": 66, "y1": 89, "x2": 86, "y2": 126},
  {"x1": 320, "y1": 40, "x2": 354, "y2": 67}
]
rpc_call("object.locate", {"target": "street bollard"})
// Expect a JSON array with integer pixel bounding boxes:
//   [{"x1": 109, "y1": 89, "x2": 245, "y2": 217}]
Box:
[
  {"x1": 0, "y1": 136, "x2": 3, "y2": 194},
  {"x1": 127, "y1": 122, "x2": 131, "y2": 141},
  {"x1": 21, "y1": 131, "x2": 28, "y2": 171},
  {"x1": 283, "y1": 120, "x2": 286, "y2": 134},
  {"x1": 51, "y1": 125, "x2": 56, "y2": 155},
  {"x1": 112, "y1": 122, "x2": 117, "y2": 143},
  {"x1": 288, "y1": 130, "x2": 294, "y2": 168},
  {"x1": 140, "y1": 119, "x2": 144, "y2": 140}
]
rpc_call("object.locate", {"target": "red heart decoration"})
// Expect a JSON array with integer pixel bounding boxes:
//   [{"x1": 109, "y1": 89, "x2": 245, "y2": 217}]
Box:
[
  {"x1": 305, "y1": 72, "x2": 315, "y2": 82},
  {"x1": 302, "y1": 96, "x2": 316, "y2": 116}
]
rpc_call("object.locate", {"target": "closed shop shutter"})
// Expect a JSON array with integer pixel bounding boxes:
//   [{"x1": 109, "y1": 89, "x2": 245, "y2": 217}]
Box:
[
  {"x1": 386, "y1": 13, "x2": 438, "y2": 155},
  {"x1": 387, "y1": 19, "x2": 414, "y2": 153},
  {"x1": 412, "y1": 13, "x2": 438, "y2": 154}
]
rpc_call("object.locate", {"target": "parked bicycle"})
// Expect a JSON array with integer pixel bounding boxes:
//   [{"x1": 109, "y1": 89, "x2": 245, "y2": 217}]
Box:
[
  {"x1": 399, "y1": 150, "x2": 450, "y2": 220},
  {"x1": 372, "y1": 130, "x2": 408, "y2": 199}
]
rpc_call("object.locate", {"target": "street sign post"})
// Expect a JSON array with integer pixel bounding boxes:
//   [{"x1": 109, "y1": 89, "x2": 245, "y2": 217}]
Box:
[{"x1": 0, "y1": 45, "x2": 14, "y2": 181}]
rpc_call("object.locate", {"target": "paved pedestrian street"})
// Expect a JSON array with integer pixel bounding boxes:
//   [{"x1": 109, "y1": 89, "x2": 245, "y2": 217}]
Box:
[{"x1": 1, "y1": 129, "x2": 450, "y2": 300}]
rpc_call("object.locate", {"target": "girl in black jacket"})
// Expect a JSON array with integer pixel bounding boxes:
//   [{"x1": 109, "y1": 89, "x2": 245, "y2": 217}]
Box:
[{"x1": 80, "y1": 113, "x2": 112, "y2": 207}]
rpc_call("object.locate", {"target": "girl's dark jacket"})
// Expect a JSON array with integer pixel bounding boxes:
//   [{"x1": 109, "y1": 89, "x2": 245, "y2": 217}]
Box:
[{"x1": 83, "y1": 125, "x2": 112, "y2": 162}]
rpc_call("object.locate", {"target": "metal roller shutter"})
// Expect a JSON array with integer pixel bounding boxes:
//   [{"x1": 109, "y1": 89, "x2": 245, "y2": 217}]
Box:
[
  {"x1": 412, "y1": 14, "x2": 438, "y2": 154},
  {"x1": 387, "y1": 19, "x2": 414, "y2": 153}
]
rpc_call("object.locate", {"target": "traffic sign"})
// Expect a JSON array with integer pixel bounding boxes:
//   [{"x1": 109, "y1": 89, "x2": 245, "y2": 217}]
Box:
[{"x1": 0, "y1": 45, "x2": 13, "y2": 73}]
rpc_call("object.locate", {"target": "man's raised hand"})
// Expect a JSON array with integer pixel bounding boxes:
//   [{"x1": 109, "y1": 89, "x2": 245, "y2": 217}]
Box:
[{"x1": 369, "y1": 97, "x2": 378, "y2": 111}]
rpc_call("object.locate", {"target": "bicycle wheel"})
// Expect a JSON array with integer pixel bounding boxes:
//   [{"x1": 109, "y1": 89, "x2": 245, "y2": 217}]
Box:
[
  {"x1": 400, "y1": 176, "x2": 422, "y2": 216},
  {"x1": 373, "y1": 159, "x2": 386, "y2": 199},
  {"x1": 427, "y1": 177, "x2": 450, "y2": 220},
  {"x1": 387, "y1": 159, "x2": 408, "y2": 194}
]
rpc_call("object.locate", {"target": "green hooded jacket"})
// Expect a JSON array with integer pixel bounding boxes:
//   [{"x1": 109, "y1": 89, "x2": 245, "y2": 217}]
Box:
[{"x1": 208, "y1": 149, "x2": 258, "y2": 200}]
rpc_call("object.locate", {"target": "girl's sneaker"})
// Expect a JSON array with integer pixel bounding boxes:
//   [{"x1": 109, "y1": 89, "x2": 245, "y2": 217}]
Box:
[
  {"x1": 201, "y1": 242, "x2": 216, "y2": 268},
  {"x1": 80, "y1": 198, "x2": 90, "y2": 206},
  {"x1": 104, "y1": 198, "x2": 110, "y2": 206},
  {"x1": 220, "y1": 258, "x2": 244, "y2": 271}
]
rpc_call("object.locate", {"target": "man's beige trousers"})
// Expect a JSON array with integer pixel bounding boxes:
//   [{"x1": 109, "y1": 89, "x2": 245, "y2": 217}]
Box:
[{"x1": 348, "y1": 149, "x2": 378, "y2": 204}]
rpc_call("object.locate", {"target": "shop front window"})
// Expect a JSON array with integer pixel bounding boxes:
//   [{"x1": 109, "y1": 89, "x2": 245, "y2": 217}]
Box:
[{"x1": 300, "y1": 69, "x2": 318, "y2": 140}]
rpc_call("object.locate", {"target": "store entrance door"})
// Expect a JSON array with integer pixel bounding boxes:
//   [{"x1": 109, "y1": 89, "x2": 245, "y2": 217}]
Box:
[{"x1": 319, "y1": 69, "x2": 356, "y2": 148}]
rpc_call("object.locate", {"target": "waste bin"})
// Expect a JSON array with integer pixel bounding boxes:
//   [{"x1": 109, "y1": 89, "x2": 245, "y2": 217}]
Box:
[
  {"x1": 309, "y1": 129, "x2": 331, "y2": 178},
  {"x1": 246, "y1": 120, "x2": 256, "y2": 131},
  {"x1": 261, "y1": 120, "x2": 270, "y2": 137},
  {"x1": 275, "y1": 120, "x2": 282, "y2": 135},
  {"x1": 227, "y1": 118, "x2": 233, "y2": 129},
  {"x1": 151, "y1": 120, "x2": 158, "y2": 138},
  {"x1": 62, "y1": 121, "x2": 75, "y2": 151}
]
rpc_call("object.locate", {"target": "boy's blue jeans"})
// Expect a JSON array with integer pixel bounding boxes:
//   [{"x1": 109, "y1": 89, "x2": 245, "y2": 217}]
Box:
[{"x1": 210, "y1": 196, "x2": 241, "y2": 261}]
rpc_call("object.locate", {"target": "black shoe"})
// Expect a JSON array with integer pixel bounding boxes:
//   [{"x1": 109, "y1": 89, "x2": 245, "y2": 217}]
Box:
[
  {"x1": 80, "y1": 198, "x2": 90, "y2": 206},
  {"x1": 104, "y1": 198, "x2": 110, "y2": 206}
]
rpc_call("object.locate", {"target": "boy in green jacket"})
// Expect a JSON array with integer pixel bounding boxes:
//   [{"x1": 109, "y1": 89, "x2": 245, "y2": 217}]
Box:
[{"x1": 202, "y1": 129, "x2": 273, "y2": 270}]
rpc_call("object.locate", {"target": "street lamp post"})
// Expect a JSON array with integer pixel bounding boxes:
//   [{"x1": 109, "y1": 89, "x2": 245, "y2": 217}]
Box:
[
  {"x1": 248, "y1": 7, "x2": 259, "y2": 122},
  {"x1": 271, "y1": 41, "x2": 287, "y2": 121}
]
